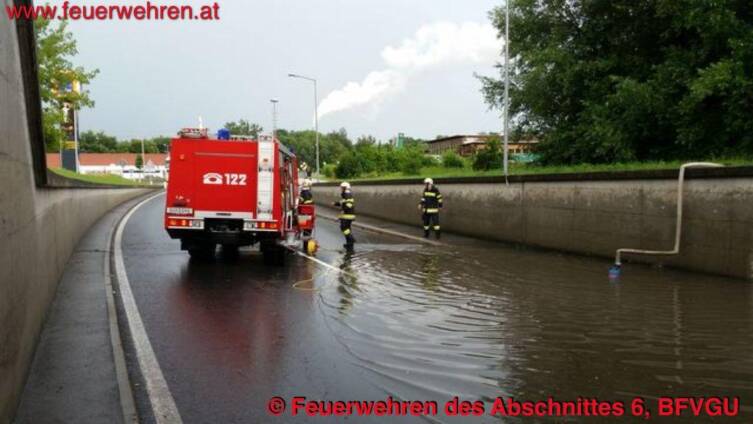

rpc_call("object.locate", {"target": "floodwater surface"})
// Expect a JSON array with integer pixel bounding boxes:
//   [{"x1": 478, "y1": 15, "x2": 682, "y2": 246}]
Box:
[
  {"x1": 318, "y1": 242, "x2": 753, "y2": 420},
  {"x1": 123, "y1": 195, "x2": 753, "y2": 422}
]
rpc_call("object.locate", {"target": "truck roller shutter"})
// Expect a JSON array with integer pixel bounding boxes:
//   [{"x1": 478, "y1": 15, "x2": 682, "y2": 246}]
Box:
[{"x1": 256, "y1": 139, "x2": 275, "y2": 220}]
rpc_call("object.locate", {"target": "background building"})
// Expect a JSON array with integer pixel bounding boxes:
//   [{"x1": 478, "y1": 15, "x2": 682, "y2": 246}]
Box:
[
  {"x1": 426, "y1": 135, "x2": 539, "y2": 157},
  {"x1": 46, "y1": 153, "x2": 168, "y2": 180}
]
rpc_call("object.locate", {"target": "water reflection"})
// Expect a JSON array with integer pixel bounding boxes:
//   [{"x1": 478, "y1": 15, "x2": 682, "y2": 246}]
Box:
[
  {"x1": 336, "y1": 251, "x2": 359, "y2": 316},
  {"x1": 420, "y1": 254, "x2": 440, "y2": 292},
  {"x1": 317, "y1": 243, "x2": 753, "y2": 420},
  {"x1": 165, "y1": 253, "x2": 317, "y2": 383}
]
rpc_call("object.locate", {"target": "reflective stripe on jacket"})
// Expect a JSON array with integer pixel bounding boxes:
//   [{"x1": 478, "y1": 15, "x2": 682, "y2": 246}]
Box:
[
  {"x1": 420, "y1": 186, "x2": 443, "y2": 213},
  {"x1": 335, "y1": 190, "x2": 356, "y2": 220}
]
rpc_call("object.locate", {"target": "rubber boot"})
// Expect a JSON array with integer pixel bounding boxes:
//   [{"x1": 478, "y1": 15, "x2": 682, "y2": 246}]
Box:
[
  {"x1": 435, "y1": 230, "x2": 441, "y2": 240},
  {"x1": 424, "y1": 229, "x2": 430, "y2": 238}
]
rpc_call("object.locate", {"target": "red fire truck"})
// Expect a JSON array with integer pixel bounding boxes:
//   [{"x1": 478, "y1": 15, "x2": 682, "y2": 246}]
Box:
[{"x1": 164, "y1": 128, "x2": 316, "y2": 263}]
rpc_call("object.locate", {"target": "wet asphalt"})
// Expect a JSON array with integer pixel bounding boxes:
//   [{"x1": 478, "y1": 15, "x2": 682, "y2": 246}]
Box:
[
  {"x1": 121, "y1": 194, "x2": 753, "y2": 423},
  {"x1": 122, "y1": 194, "x2": 418, "y2": 423}
]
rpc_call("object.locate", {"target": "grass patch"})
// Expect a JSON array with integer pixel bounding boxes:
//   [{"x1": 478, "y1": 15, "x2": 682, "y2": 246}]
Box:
[
  {"x1": 338, "y1": 158, "x2": 753, "y2": 182},
  {"x1": 50, "y1": 167, "x2": 149, "y2": 186}
]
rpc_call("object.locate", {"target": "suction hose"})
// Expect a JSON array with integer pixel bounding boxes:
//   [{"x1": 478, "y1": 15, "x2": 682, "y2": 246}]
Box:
[{"x1": 609, "y1": 162, "x2": 724, "y2": 278}]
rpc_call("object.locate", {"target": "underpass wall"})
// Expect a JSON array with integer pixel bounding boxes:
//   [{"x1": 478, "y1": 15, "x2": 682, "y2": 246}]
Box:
[
  {"x1": 1, "y1": 11, "x2": 152, "y2": 422},
  {"x1": 312, "y1": 170, "x2": 753, "y2": 280}
]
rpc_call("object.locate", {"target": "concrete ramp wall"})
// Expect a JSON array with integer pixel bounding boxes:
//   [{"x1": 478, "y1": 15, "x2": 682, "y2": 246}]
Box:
[
  {"x1": 313, "y1": 170, "x2": 753, "y2": 280},
  {"x1": 1, "y1": 11, "x2": 152, "y2": 422}
]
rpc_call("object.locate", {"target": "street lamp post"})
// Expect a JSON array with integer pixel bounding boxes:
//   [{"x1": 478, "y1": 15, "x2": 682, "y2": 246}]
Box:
[
  {"x1": 140, "y1": 137, "x2": 145, "y2": 182},
  {"x1": 288, "y1": 73, "x2": 320, "y2": 176},
  {"x1": 503, "y1": 0, "x2": 510, "y2": 180},
  {"x1": 270, "y1": 98, "x2": 279, "y2": 140}
]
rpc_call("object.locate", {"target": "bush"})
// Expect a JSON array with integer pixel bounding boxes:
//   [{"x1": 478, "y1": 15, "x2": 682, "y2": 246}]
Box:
[
  {"x1": 383, "y1": 148, "x2": 402, "y2": 172},
  {"x1": 442, "y1": 151, "x2": 465, "y2": 168},
  {"x1": 396, "y1": 146, "x2": 427, "y2": 175},
  {"x1": 422, "y1": 155, "x2": 439, "y2": 167},
  {"x1": 472, "y1": 139, "x2": 503, "y2": 171},
  {"x1": 401, "y1": 155, "x2": 423, "y2": 175},
  {"x1": 322, "y1": 163, "x2": 336, "y2": 178},
  {"x1": 330, "y1": 144, "x2": 434, "y2": 178},
  {"x1": 353, "y1": 143, "x2": 381, "y2": 174},
  {"x1": 334, "y1": 153, "x2": 364, "y2": 179}
]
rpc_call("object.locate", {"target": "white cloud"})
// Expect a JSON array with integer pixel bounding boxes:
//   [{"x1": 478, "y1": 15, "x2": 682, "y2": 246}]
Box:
[
  {"x1": 317, "y1": 70, "x2": 405, "y2": 119},
  {"x1": 318, "y1": 21, "x2": 501, "y2": 120},
  {"x1": 382, "y1": 22, "x2": 499, "y2": 70}
]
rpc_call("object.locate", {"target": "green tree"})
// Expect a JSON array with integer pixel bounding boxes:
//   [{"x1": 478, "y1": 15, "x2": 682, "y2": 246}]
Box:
[
  {"x1": 334, "y1": 152, "x2": 364, "y2": 179},
  {"x1": 381, "y1": 146, "x2": 402, "y2": 172},
  {"x1": 135, "y1": 154, "x2": 144, "y2": 169},
  {"x1": 277, "y1": 129, "x2": 352, "y2": 169},
  {"x1": 278, "y1": 130, "x2": 316, "y2": 165},
  {"x1": 401, "y1": 136, "x2": 426, "y2": 148},
  {"x1": 472, "y1": 139, "x2": 502, "y2": 171},
  {"x1": 321, "y1": 131, "x2": 351, "y2": 165},
  {"x1": 118, "y1": 139, "x2": 156, "y2": 153},
  {"x1": 353, "y1": 143, "x2": 384, "y2": 174},
  {"x1": 115, "y1": 142, "x2": 131, "y2": 153},
  {"x1": 224, "y1": 119, "x2": 263, "y2": 138},
  {"x1": 356, "y1": 135, "x2": 377, "y2": 147},
  {"x1": 79, "y1": 130, "x2": 117, "y2": 153},
  {"x1": 35, "y1": 19, "x2": 98, "y2": 152},
  {"x1": 149, "y1": 136, "x2": 171, "y2": 153},
  {"x1": 397, "y1": 146, "x2": 430, "y2": 175},
  {"x1": 481, "y1": 0, "x2": 753, "y2": 164},
  {"x1": 329, "y1": 128, "x2": 353, "y2": 150}
]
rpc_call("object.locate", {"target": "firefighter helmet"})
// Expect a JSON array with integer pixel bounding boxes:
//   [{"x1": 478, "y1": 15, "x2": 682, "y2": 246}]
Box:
[
  {"x1": 340, "y1": 181, "x2": 351, "y2": 189},
  {"x1": 303, "y1": 178, "x2": 312, "y2": 188},
  {"x1": 424, "y1": 178, "x2": 433, "y2": 185}
]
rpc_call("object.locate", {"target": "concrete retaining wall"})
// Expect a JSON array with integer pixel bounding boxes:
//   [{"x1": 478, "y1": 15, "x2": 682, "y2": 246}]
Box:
[
  {"x1": 1, "y1": 12, "x2": 153, "y2": 422},
  {"x1": 313, "y1": 172, "x2": 753, "y2": 280}
]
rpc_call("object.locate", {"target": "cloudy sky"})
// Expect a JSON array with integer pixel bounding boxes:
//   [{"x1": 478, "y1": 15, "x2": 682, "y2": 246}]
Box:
[{"x1": 63, "y1": 0, "x2": 503, "y2": 141}]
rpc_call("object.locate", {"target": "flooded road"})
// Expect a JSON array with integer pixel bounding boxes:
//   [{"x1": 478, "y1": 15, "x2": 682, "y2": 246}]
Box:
[{"x1": 122, "y1": 194, "x2": 753, "y2": 422}]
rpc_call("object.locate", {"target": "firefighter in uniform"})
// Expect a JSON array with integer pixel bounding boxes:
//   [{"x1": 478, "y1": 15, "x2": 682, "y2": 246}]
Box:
[
  {"x1": 333, "y1": 181, "x2": 356, "y2": 249},
  {"x1": 299, "y1": 179, "x2": 314, "y2": 205},
  {"x1": 299, "y1": 162, "x2": 311, "y2": 178},
  {"x1": 419, "y1": 177, "x2": 443, "y2": 239}
]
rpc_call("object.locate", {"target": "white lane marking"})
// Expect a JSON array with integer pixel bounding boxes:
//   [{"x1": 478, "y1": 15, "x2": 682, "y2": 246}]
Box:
[
  {"x1": 104, "y1": 214, "x2": 138, "y2": 423},
  {"x1": 114, "y1": 192, "x2": 183, "y2": 424}
]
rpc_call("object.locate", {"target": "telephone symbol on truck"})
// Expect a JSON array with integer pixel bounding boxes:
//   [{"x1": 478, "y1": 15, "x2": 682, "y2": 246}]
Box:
[{"x1": 202, "y1": 172, "x2": 247, "y2": 186}]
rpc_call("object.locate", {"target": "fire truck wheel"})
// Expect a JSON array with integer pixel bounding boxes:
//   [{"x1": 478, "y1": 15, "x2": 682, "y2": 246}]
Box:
[
  {"x1": 188, "y1": 243, "x2": 215, "y2": 260},
  {"x1": 276, "y1": 248, "x2": 287, "y2": 266},
  {"x1": 262, "y1": 244, "x2": 285, "y2": 266},
  {"x1": 261, "y1": 244, "x2": 272, "y2": 264},
  {"x1": 220, "y1": 244, "x2": 239, "y2": 259}
]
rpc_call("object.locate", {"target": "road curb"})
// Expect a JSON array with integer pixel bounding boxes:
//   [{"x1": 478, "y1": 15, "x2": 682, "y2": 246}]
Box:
[
  {"x1": 112, "y1": 192, "x2": 183, "y2": 424},
  {"x1": 106, "y1": 203, "x2": 140, "y2": 423}
]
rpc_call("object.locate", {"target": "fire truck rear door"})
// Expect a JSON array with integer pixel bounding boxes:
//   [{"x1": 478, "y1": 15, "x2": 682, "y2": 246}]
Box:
[{"x1": 193, "y1": 149, "x2": 257, "y2": 218}]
